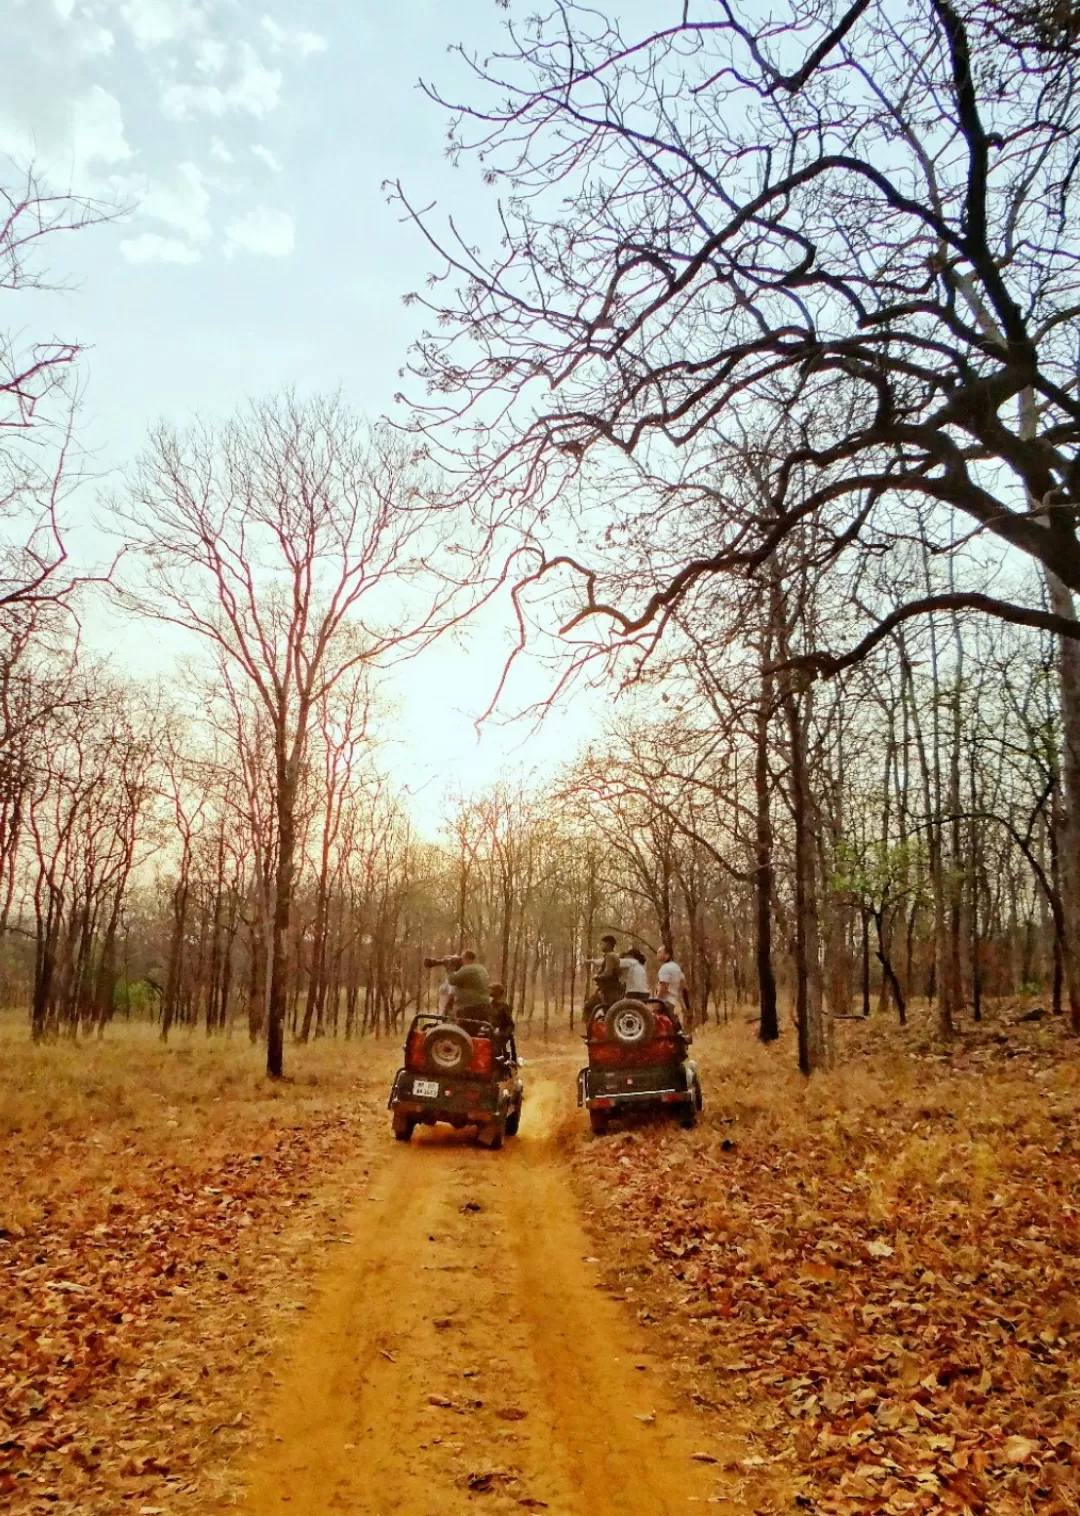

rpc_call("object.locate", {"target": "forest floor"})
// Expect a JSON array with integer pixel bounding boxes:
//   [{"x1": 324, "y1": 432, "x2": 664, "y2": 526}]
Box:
[{"x1": 2, "y1": 1000, "x2": 1079, "y2": 1516}]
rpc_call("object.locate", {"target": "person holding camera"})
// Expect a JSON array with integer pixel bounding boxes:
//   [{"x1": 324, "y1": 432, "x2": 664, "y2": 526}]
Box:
[
  {"x1": 447, "y1": 949, "x2": 491, "y2": 1013},
  {"x1": 425, "y1": 951, "x2": 491, "y2": 1017}
]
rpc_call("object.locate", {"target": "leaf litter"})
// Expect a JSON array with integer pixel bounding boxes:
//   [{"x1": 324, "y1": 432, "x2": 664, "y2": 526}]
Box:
[
  {"x1": 0, "y1": 1027, "x2": 386, "y2": 1516},
  {"x1": 573, "y1": 1003, "x2": 1080, "y2": 1515}
]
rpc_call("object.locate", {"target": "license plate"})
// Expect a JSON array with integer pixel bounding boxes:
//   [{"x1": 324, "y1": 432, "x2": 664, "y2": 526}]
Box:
[{"x1": 412, "y1": 1078, "x2": 440, "y2": 1099}]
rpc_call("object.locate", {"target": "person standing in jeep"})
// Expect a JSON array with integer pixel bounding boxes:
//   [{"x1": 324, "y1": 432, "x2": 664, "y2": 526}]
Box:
[
  {"x1": 487, "y1": 982, "x2": 516, "y2": 1061},
  {"x1": 447, "y1": 949, "x2": 491, "y2": 1013},
  {"x1": 655, "y1": 946, "x2": 690, "y2": 1029},
  {"x1": 436, "y1": 956, "x2": 463, "y2": 1015},
  {"x1": 582, "y1": 934, "x2": 625, "y2": 1029},
  {"x1": 619, "y1": 946, "x2": 650, "y2": 1001}
]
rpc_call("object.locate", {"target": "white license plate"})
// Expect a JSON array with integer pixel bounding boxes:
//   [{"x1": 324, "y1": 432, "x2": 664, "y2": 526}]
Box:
[{"x1": 412, "y1": 1078, "x2": 440, "y2": 1099}]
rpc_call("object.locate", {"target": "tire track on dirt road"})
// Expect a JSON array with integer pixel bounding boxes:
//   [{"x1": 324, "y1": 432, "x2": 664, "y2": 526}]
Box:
[{"x1": 231, "y1": 1056, "x2": 748, "y2": 1516}]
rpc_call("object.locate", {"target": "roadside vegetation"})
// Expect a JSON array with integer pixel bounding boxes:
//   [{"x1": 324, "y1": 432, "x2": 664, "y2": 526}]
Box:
[{"x1": 0, "y1": 1020, "x2": 390, "y2": 1516}]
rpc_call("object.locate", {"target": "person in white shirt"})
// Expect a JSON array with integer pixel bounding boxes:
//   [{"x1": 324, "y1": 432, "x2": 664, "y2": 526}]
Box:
[
  {"x1": 655, "y1": 946, "x2": 689, "y2": 1026},
  {"x1": 619, "y1": 947, "x2": 650, "y2": 1001},
  {"x1": 435, "y1": 955, "x2": 463, "y2": 1016}
]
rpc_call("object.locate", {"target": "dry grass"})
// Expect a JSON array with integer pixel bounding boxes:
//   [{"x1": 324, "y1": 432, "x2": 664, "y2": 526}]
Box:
[{"x1": 0, "y1": 1016, "x2": 399, "y2": 1516}]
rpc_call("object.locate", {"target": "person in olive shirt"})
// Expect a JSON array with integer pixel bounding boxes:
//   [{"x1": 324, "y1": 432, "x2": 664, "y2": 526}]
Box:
[
  {"x1": 582, "y1": 933, "x2": 625, "y2": 1030},
  {"x1": 447, "y1": 949, "x2": 491, "y2": 1013}
]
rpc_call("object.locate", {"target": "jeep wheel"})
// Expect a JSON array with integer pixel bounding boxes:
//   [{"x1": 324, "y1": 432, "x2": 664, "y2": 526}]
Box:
[
  {"x1": 483, "y1": 1114, "x2": 506, "y2": 1150},
  {"x1": 589, "y1": 1109, "x2": 610, "y2": 1136},
  {"x1": 603, "y1": 998, "x2": 656, "y2": 1046},
  {"x1": 392, "y1": 1112, "x2": 415, "y2": 1142},
  {"x1": 679, "y1": 1103, "x2": 698, "y2": 1129},
  {"x1": 505, "y1": 1102, "x2": 521, "y2": 1137},
  {"x1": 422, "y1": 1022, "x2": 473, "y2": 1075}
]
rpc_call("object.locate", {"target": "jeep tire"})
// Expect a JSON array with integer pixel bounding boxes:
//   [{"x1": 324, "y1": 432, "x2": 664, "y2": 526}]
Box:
[
  {"x1": 422, "y1": 1023, "x2": 473, "y2": 1075},
  {"x1": 603, "y1": 998, "x2": 656, "y2": 1046}
]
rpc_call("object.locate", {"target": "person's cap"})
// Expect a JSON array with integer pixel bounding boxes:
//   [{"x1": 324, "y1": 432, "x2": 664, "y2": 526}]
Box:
[{"x1": 601, "y1": 933, "x2": 616, "y2": 946}]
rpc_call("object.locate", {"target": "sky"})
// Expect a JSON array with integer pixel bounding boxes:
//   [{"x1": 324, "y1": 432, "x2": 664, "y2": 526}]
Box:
[{"x1": 0, "y1": 0, "x2": 610, "y2": 830}]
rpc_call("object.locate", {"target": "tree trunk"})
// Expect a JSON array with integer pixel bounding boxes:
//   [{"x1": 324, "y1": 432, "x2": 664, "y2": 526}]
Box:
[
  {"x1": 266, "y1": 764, "x2": 297, "y2": 1079},
  {"x1": 161, "y1": 876, "x2": 189, "y2": 1043},
  {"x1": 755, "y1": 625, "x2": 779, "y2": 1043},
  {"x1": 783, "y1": 681, "x2": 828, "y2": 1074},
  {"x1": 1043, "y1": 569, "x2": 1080, "y2": 1031}
]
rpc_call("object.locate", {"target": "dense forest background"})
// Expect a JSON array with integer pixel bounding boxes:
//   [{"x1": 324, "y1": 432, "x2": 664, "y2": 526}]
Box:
[{"x1": 1, "y1": 573, "x2": 1068, "y2": 1053}]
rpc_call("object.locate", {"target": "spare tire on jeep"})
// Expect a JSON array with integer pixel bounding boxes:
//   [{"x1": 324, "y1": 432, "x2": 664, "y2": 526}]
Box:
[
  {"x1": 422, "y1": 1022, "x2": 473, "y2": 1074},
  {"x1": 604, "y1": 998, "x2": 656, "y2": 1046}
]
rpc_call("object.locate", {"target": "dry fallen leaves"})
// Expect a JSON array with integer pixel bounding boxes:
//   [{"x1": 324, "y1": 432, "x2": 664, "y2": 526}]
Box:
[
  {"x1": 0, "y1": 1025, "x2": 388, "y2": 1516},
  {"x1": 575, "y1": 1001, "x2": 1080, "y2": 1516}
]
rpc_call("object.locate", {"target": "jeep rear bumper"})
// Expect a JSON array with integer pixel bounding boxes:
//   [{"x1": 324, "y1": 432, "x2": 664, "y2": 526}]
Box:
[
  {"x1": 389, "y1": 1068, "x2": 517, "y2": 1126},
  {"x1": 577, "y1": 1062, "x2": 698, "y2": 1110}
]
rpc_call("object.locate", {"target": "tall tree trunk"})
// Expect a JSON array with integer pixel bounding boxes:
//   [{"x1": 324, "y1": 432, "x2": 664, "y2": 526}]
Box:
[
  {"x1": 161, "y1": 875, "x2": 188, "y2": 1043},
  {"x1": 755, "y1": 619, "x2": 779, "y2": 1043},
  {"x1": 783, "y1": 680, "x2": 828, "y2": 1074},
  {"x1": 267, "y1": 763, "x2": 297, "y2": 1080},
  {"x1": 944, "y1": 611, "x2": 966, "y2": 1024},
  {"x1": 1043, "y1": 570, "x2": 1080, "y2": 1031}
]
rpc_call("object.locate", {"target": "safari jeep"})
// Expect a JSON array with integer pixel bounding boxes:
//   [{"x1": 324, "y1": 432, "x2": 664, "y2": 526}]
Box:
[
  {"x1": 388, "y1": 1012, "x2": 524, "y2": 1149},
  {"x1": 578, "y1": 998, "x2": 702, "y2": 1135}
]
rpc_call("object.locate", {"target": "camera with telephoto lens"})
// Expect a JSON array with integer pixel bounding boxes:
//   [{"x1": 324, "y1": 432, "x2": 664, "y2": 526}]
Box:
[{"x1": 423, "y1": 955, "x2": 463, "y2": 971}]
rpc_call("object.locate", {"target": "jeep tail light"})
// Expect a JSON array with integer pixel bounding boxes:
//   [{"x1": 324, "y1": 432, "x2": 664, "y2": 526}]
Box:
[
  {"x1": 406, "y1": 1030, "x2": 425, "y2": 1069},
  {"x1": 468, "y1": 1038, "x2": 493, "y2": 1076}
]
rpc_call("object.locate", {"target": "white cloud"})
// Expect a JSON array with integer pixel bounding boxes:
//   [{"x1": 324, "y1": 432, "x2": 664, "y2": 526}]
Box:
[
  {"x1": 0, "y1": 83, "x2": 131, "y2": 186},
  {"x1": 71, "y1": 85, "x2": 133, "y2": 174},
  {"x1": 209, "y1": 136, "x2": 233, "y2": 163},
  {"x1": 118, "y1": 0, "x2": 208, "y2": 51},
  {"x1": 119, "y1": 231, "x2": 202, "y2": 264},
  {"x1": 161, "y1": 43, "x2": 281, "y2": 120},
  {"x1": 260, "y1": 16, "x2": 287, "y2": 48},
  {"x1": 223, "y1": 205, "x2": 293, "y2": 259},
  {"x1": 58, "y1": 7, "x2": 116, "y2": 60},
  {"x1": 251, "y1": 144, "x2": 281, "y2": 172},
  {"x1": 143, "y1": 161, "x2": 211, "y2": 242},
  {"x1": 260, "y1": 15, "x2": 326, "y2": 58},
  {"x1": 194, "y1": 37, "x2": 227, "y2": 76},
  {"x1": 230, "y1": 45, "x2": 282, "y2": 115}
]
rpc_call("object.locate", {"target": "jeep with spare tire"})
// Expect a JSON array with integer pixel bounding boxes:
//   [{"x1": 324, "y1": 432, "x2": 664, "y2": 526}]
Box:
[
  {"x1": 577, "y1": 998, "x2": 702, "y2": 1135},
  {"x1": 388, "y1": 1012, "x2": 524, "y2": 1148}
]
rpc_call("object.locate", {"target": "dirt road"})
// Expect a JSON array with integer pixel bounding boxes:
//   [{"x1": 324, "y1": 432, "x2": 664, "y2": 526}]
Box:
[{"x1": 233, "y1": 1055, "x2": 746, "y2": 1516}]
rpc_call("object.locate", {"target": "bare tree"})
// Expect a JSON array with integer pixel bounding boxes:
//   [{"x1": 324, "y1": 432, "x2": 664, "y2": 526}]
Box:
[
  {"x1": 119, "y1": 393, "x2": 475, "y2": 1076},
  {"x1": 1, "y1": 164, "x2": 113, "y2": 610},
  {"x1": 400, "y1": 1, "x2": 1080, "y2": 650}
]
